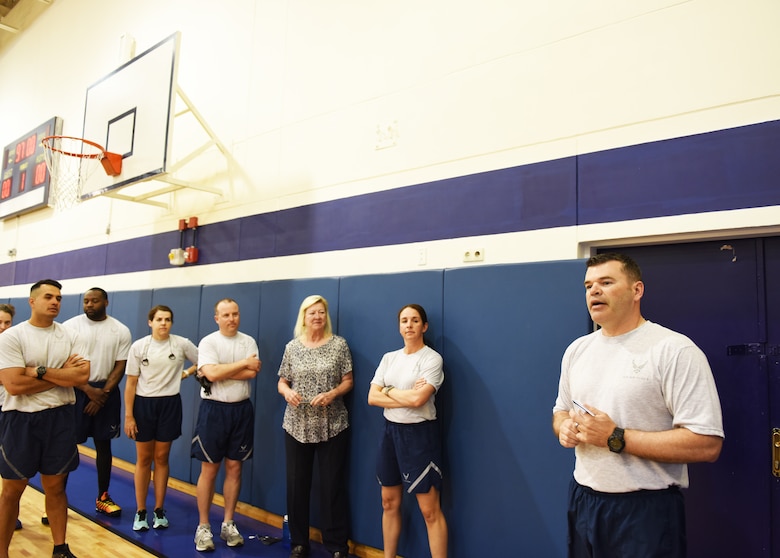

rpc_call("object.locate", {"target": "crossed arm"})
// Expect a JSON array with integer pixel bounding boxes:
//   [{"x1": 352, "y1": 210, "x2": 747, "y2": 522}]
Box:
[
  {"x1": 199, "y1": 354, "x2": 262, "y2": 382},
  {"x1": 368, "y1": 377, "x2": 434, "y2": 409},
  {"x1": 0, "y1": 354, "x2": 90, "y2": 396}
]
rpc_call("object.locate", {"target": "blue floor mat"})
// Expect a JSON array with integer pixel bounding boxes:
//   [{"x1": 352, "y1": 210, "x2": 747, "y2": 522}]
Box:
[{"x1": 29, "y1": 453, "x2": 342, "y2": 558}]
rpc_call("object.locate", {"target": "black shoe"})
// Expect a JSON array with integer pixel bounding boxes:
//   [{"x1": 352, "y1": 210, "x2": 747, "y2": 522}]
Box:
[
  {"x1": 290, "y1": 545, "x2": 309, "y2": 557},
  {"x1": 52, "y1": 543, "x2": 77, "y2": 558},
  {"x1": 332, "y1": 552, "x2": 349, "y2": 558}
]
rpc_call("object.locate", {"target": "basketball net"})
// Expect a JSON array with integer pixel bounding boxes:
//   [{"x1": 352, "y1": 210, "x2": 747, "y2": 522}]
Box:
[{"x1": 41, "y1": 136, "x2": 105, "y2": 212}]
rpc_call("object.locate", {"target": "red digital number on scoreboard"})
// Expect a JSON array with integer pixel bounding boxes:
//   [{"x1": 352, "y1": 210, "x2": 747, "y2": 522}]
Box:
[
  {"x1": 13, "y1": 133, "x2": 37, "y2": 164},
  {"x1": 33, "y1": 161, "x2": 48, "y2": 186}
]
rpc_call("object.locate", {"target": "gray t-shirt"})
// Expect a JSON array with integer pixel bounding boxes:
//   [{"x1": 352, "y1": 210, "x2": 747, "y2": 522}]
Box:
[
  {"x1": 0, "y1": 321, "x2": 90, "y2": 412},
  {"x1": 553, "y1": 321, "x2": 724, "y2": 492},
  {"x1": 370, "y1": 345, "x2": 444, "y2": 424},
  {"x1": 62, "y1": 314, "x2": 131, "y2": 382},
  {"x1": 126, "y1": 334, "x2": 198, "y2": 397},
  {"x1": 197, "y1": 330, "x2": 258, "y2": 402}
]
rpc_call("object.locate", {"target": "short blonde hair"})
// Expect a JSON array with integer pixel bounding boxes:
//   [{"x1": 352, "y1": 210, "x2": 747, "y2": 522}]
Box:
[{"x1": 294, "y1": 295, "x2": 333, "y2": 338}]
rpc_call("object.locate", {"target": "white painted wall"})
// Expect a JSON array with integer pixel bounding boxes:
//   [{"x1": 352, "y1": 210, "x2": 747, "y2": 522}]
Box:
[{"x1": 1, "y1": 0, "x2": 779, "y2": 297}]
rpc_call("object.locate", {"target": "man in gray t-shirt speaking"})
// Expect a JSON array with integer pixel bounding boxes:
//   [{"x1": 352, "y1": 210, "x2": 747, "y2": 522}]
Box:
[{"x1": 552, "y1": 253, "x2": 724, "y2": 558}]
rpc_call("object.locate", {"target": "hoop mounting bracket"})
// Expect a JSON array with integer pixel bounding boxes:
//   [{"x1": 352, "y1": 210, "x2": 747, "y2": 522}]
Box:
[{"x1": 101, "y1": 152, "x2": 123, "y2": 176}]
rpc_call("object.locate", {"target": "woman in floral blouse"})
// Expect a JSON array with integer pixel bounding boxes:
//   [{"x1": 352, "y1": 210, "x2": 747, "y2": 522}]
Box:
[{"x1": 277, "y1": 295, "x2": 353, "y2": 558}]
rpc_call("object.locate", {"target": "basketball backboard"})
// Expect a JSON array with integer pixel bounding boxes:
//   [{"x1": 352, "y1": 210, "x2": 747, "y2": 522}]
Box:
[{"x1": 79, "y1": 32, "x2": 181, "y2": 201}]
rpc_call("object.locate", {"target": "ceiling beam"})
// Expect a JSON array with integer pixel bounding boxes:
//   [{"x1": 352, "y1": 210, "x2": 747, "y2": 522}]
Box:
[{"x1": 0, "y1": 0, "x2": 52, "y2": 53}]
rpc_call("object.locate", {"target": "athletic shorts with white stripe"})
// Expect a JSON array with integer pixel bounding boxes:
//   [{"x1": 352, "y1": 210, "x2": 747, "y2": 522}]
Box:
[
  {"x1": 191, "y1": 398, "x2": 254, "y2": 463},
  {"x1": 376, "y1": 419, "x2": 443, "y2": 494}
]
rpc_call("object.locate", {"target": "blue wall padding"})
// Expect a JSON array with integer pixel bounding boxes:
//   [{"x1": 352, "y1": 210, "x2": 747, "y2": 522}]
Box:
[
  {"x1": 441, "y1": 261, "x2": 586, "y2": 557},
  {"x1": 6, "y1": 261, "x2": 587, "y2": 557},
  {"x1": 109, "y1": 289, "x2": 155, "y2": 337},
  {"x1": 578, "y1": 119, "x2": 780, "y2": 224},
  {"x1": 8, "y1": 296, "x2": 29, "y2": 322}
]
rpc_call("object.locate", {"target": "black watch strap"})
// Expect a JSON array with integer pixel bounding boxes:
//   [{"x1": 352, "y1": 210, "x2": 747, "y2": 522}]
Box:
[{"x1": 608, "y1": 426, "x2": 625, "y2": 453}]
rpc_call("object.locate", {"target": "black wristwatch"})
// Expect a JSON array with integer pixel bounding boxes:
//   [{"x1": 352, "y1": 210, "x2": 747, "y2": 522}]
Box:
[
  {"x1": 608, "y1": 427, "x2": 625, "y2": 453},
  {"x1": 36, "y1": 365, "x2": 47, "y2": 380}
]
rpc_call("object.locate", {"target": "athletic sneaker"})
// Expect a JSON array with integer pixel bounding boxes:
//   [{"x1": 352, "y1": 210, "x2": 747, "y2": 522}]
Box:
[
  {"x1": 95, "y1": 492, "x2": 122, "y2": 517},
  {"x1": 194, "y1": 523, "x2": 215, "y2": 552},
  {"x1": 220, "y1": 520, "x2": 244, "y2": 547},
  {"x1": 52, "y1": 543, "x2": 77, "y2": 557},
  {"x1": 133, "y1": 509, "x2": 150, "y2": 531},
  {"x1": 152, "y1": 508, "x2": 169, "y2": 529}
]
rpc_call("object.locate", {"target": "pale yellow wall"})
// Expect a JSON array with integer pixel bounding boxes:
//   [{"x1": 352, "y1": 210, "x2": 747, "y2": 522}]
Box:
[{"x1": 0, "y1": 0, "x2": 779, "y2": 297}]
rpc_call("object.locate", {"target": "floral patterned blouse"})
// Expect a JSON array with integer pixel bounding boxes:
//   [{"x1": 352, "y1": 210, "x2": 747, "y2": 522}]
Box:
[{"x1": 278, "y1": 335, "x2": 353, "y2": 443}]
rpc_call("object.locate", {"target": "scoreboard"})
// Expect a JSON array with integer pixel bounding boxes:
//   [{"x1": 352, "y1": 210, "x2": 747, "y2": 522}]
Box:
[{"x1": 1, "y1": 116, "x2": 62, "y2": 220}]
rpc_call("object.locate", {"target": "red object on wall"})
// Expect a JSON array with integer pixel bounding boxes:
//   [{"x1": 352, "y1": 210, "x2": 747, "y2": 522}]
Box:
[
  {"x1": 185, "y1": 246, "x2": 199, "y2": 263},
  {"x1": 174, "y1": 216, "x2": 199, "y2": 264}
]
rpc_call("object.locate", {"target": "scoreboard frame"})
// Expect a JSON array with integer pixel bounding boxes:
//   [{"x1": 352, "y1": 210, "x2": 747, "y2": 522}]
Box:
[{"x1": 1, "y1": 116, "x2": 63, "y2": 220}]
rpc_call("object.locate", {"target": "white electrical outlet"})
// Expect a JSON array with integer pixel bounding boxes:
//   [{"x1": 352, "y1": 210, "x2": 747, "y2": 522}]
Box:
[
  {"x1": 417, "y1": 247, "x2": 427, "y2": 266},
  {"x1": 463, "y1": 248, "x2": 484, "y2": 262}
]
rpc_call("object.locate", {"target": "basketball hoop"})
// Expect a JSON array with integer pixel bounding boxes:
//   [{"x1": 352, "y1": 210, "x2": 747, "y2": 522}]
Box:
[{"x1": 41, "y1": 136, "x2": 123, "y2": 211}]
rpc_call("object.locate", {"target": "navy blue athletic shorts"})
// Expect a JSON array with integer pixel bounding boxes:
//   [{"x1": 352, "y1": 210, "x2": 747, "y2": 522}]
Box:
[
  {"x1": 133, "y1": 394, "x2": 182, "y2": 443},
  {"x1": 568, "y1": 478, "x2": 686, "y2": 558},
  {"x1": 376, "y1": 419, "x2": 443, "y2": 494},
  {"x1": 191, "y1": 398, "x2": 254, "y2": 463},
  {"x1": 74, "y1": 381, "x2": 121, "y2": 442},
  {"x1": 0, "y1": 405, "x2": 80, "y2": 478}
]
